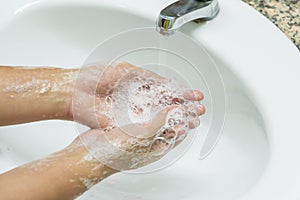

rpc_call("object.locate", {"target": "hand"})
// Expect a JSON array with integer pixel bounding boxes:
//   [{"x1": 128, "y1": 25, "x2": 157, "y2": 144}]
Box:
[
  {"x1": 70, "y1": 62, "x2": 205, "y2": 130},
  {"x1": 70, "y1": 62, "x2": 136, "y2": 128},
  {"x1": 77, "y1": 103, "x2": 204, "y2": 171}
]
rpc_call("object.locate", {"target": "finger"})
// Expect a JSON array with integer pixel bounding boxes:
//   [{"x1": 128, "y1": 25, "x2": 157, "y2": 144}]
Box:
[
  {"x1": 150, "y1": 139, "x2": 169, "y2": 153},
  {"x1": 195, "y1": 104, "x2": 206, "y2": 116},
  {"x1": 189, "y1": 119, "x2": 200, "y2": 129},
  {"x1": 151, "y1": 125, "x2": 188, "y2": 155},
  {"x1": 183, "y1": 90, "x2": 204, "y2": 101},
  {"x1": 166, "y1": 125, "x2": 186, "y2": 138},
  {"x1": 145, "y1": 105, "x2": 179, "y2": 134}
]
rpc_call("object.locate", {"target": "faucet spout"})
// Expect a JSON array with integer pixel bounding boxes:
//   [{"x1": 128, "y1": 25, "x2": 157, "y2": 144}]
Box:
[{"x1": 156, "y1": 0, "x2": 220, "y2": 35}]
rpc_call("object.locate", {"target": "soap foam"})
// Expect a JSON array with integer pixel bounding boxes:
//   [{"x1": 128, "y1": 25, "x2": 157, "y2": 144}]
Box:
[{"x1": 84, "y1": 68, "x2": 201, "y2": 171}]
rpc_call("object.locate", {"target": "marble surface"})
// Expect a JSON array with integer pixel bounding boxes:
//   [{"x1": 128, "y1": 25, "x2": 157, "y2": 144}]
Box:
[{"x1": 243, "y1": 0, "x2": 300, "y2": 50}]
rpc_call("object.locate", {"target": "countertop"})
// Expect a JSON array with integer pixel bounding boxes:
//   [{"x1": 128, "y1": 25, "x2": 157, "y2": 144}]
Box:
[{"x1": 243, "y1": 0, "x2": 300, "y2": 50}]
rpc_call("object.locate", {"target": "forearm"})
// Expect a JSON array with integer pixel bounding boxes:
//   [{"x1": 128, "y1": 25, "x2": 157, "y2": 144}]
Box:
[
  {"x1": 0, "y1": 135, "x2": 117, "y2": 200},
  {"x1": 0, "y1": 66, "x2": 78, "y2": 125}
]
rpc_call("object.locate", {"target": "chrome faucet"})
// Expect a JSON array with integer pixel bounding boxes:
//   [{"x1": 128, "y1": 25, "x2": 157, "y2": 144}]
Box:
[{"x1": 156, "y1": 0, "x2": 220, "y2": 35}]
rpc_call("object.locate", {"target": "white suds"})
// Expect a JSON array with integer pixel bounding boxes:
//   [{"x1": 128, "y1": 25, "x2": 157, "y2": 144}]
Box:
[
  {"x1": 80, "y1": 69, "x2": 201, "y2": 171},
  {"x1": 39, "y1": 82, "x2": 51, "y2": 94},
  {"x1": 3, "y1": 79, "x2": 52, "y2": 94}
]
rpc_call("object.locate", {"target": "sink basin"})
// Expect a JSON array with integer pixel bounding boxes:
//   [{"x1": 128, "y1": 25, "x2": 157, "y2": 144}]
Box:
[{"x1": 0, "y1": 0, "x2": 299, "y2": 199}]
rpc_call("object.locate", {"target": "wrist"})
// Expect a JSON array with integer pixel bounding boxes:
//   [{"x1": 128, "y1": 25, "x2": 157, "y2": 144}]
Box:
[
  {"x1": 64, "y1": 138, "x2": 118, "y2": 184},
  {"x1": 56, "y1": 68, "x2": 79, "y2": 121}
]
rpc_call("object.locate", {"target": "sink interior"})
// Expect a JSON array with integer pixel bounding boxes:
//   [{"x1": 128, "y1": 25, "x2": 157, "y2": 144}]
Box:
[{"x1": 0, "y1": 3, "x2": 269, "y2": 200}]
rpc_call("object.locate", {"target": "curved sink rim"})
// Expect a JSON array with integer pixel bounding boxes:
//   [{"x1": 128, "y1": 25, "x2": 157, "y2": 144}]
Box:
[{"x1": 1, "y1": 0, "x2": 300, "y2": 199}]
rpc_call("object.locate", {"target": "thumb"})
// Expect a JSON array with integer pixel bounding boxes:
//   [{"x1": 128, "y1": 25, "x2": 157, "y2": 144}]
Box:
[{"x1": 119, "y1": 105, "x2": 179, "y2": 139}]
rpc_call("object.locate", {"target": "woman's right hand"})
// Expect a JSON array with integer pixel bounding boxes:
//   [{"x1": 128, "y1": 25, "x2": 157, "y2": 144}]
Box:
[
  {"x1": 70, "y1": 62, "x2": 205, "y2": 130},
  {"x1": 73, "y1": 104, "x2": 204, "y2": 172}
]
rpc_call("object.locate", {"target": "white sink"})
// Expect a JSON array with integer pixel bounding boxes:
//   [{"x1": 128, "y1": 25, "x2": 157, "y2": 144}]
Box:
[{"x1": 0, "y1": 0, "x2": 299, "y2": 199}]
